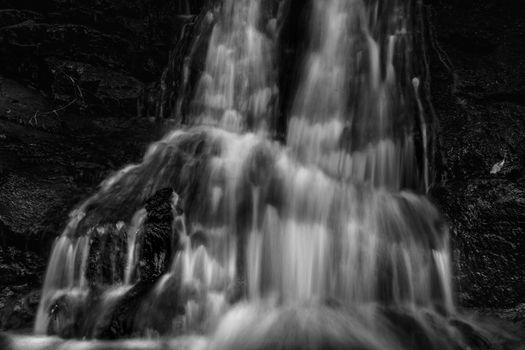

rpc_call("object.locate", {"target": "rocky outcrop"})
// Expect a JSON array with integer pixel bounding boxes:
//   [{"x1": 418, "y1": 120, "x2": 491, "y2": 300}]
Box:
[
  {"x1": 425, "y1": 0, "x2": 525, "y2": 308},
  {"x1": 39, "y1": 188, "x2": 182, "y2": 338},
  {"x1": 137, "y1": 188, "x2": 181, "y2": 280},
  {"x1": 93, "y1": 188, "x2": 183, "y2": 339},
  {"x1": 0, "y1": 74, "x2": 164, "y2": 252},
  {"x1": 0, "y1": 0, "x2": 201, "y2": 331}
]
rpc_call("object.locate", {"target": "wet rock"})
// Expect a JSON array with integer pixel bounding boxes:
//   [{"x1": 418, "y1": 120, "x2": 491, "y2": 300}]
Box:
[
  {"x1": 87, "y1": 188, "x2": 184, "y2": 339},
  {"x1": 94, "y1": 280, "x2": 153, "y2": 339},
  {"x1": 426, "y1": 0, "x2": 525, "y2": 308},
  {"x1": 0, "y1": 9, "x2": 42, "y2": 28},
  {"x1": 0, "y1": 73, "x2": 164, "y2": 332},
  {"x1": 83, "y1": 187, "x2": 181, "y2": 287},
  {"x1": 0, "y1": 175, "x2": 78, "y2": 244},
  {"x1": 0, "y1": 246, "x2": 43, "y2": 331},
  {"x1": 46, "y1": 291, "x2": 86, "y2": 338},
  {"x1": 95, "y1": 266, "x2": 185, "y2": 339},
  {"x1": 0, "y1": 22, "x2": 131, "y2": 92},
  {"x1": 0, "y1": 76, "x2": 60, "y2": 131},
  {"x1": 0, "y1": 0, "x2": 204, "y2": 85},
  {"x1": 0, "y1": 246, "x2": 44, "y2": 286},
  {"x1": 0, "y1": 0, "x2": 206, "y2": 121},
  {"x1": 0, "y1": 0, "x2": 203, "y2": 255},
  {"x1": 474, "y1": 304, "x2": 525, "y2": 333},
  {"x1": 134, "y1": 276, "x2": 186, "y2": 337},
  {"x1": 46, "y1": 58, "x2": 144, "y2": 117},
  {"x1": 0, "y1": 287, "x2": 41, "y2": 331},
  {"x1": 0, "y1": 0, "x2": 202, "y2": 334},
  {"x1": 86, "y1": 224, "x2": 128, "y2": 286},
  {"x1": 137, "y1": 188, "x2": 179, "y2": 281},
  {"x1": 0, "y1": 74, "x2": 168, "y2": 238},
  {"x1": 0, "y1": 332, "x2": 12, "y2": 350},
  {"x1": 156, "y1": 10, "x2": 213, "y2": 122},
  {"x1": 73, "y1": 130, "x2": 208, "y2": 231},
  {"x1": 0, "y1": 22, "x2": 129, "y2": 63},
  {"x1": 93, "y1": 277, "x2": 186, "y2": 339}
]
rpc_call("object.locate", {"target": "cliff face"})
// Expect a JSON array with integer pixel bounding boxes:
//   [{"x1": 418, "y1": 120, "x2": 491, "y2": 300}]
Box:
[
  {"x1": 0, "y1": 0, "x2": 198, "y2": 244},
  {"x1": 0, "y1": 0, "x2": 202, "y2": 330},
  {"x1": 0, "y1": 0, "x2": 524, "y2": 332},
  {"x1": 426, "y1": 0, "x2": 525, "y2": 309}
]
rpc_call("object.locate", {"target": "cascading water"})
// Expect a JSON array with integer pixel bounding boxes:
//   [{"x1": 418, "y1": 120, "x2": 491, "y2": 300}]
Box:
[
  {"x1": 10, "y1": 0, "x2": 511, "y2": 349},
  {"x1": 190, "y1": 0, "x2": 278, "y2": 131}
]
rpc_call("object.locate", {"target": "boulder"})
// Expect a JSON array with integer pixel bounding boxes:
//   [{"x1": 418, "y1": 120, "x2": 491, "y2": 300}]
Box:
[{"x1": 137, "y1": 188, "x2": 181, "y2": 281}]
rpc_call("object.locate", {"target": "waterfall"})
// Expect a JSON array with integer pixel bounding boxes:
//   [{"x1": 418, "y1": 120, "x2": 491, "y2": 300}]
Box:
[
  {"x1": 28, "y1": 1, "x2": 490, "y2": 349},
  {"x1": 191, "y1": 0, "x2": 278, "y2": 131}
]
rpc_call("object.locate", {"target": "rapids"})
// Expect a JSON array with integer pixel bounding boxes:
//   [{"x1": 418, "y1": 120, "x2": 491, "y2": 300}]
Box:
[{"x1": 4, "y1": 0, "x2": 518, "y2": 349}]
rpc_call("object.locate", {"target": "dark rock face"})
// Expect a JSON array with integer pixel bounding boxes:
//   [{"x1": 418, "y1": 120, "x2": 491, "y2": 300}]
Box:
[
  {"x1": 92, "y1": 188, "x2": 182, "y2": 339},
  {"x1": 85, "y1": 224, "x2": 128, "y2": 286},
  {"x1": 94, "y1": 280, "x2": 152, "y2": 339},
  {"x1": 137, "y1": 187, "x2": 179, "y2": 280},
  {"x1": 40, "y1": 188, "x2": 181, "y2": 339},
  {"x1": 0, "y1": 0, "x2": 201, "y2": 331},
  {"x1": 426, "y1": 0, "x2": 525, "y2": 308},
  {"x1": 0, "y1": 0, "x2": 205, "y2": 83},
  {"x1": 0, "y1": 72, "x2": 164, "y2": 288},
  {"x1": 0, "y1": 246, "x2": 43, "y2": 331}
]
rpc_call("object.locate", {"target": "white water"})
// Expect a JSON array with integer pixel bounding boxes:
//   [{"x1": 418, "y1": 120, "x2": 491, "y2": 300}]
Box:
[
  {"x1": 192, "y1": 0, "x2": 278, "y2": 132},
  {"x1": 29, "y1": 0, "x2": 467, "y2": 349},
  {"x1": 124, "y1": 209, "x2": 147, "y2": 285}
]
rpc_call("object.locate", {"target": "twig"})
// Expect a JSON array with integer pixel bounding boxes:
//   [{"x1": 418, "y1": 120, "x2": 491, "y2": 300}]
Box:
[{"x1": 30, "y1": 98, "x2": 78, "y2": 126}]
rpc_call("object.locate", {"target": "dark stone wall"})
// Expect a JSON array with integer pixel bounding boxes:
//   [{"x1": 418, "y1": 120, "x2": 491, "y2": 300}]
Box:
[{"x1": 425, "y1": 0, "x2": 525, "y2": 308}]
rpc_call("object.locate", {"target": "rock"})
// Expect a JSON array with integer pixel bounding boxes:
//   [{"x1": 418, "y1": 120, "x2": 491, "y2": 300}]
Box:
[
  {"x1": 46, "y1": 58, "x2": 144, "y2": 118},
  {"x1": 0, "y1": 287, "x2": 42, "y2": 331},
  {"x1": 470, "y1": 304, "x2": 525, "y2": 340},
  {"x1": 96, "y1": 276, "x2": 186, "y2": 339},
  {"x1": 0, "y1": 21, "x2": 131, "y2": 88},
  {"x1": 155, "y1": 10, "x2": 213, "y2": 122},
  {"x1": 87, "y1": 188, "x2": 184, "y2": 339},
  {"x1": 0, "y1": 246, "x2": 43, "y2": 331},
  {"x1": 82, "y1": 187, "x2": 182, "y2": 287},
  {"x1": 0, "y1": 72, "x2": 163, "y2": 332},
  {"x1": 426, "y1": 0, "x2": 525, "y2": 308},
  {"x1": 137, "y1": 188, "x2": 180, "y2": 281},
  {"x1": 94, "y1": 280, "x2": 153, "y2": 340},
  {"x1": 2, "y1": 19, "x2": 105, "y2": 61},
  {"x1": 0, "y1": 76, "x2": 60, "y2": 131},
  {"x1": 432, "y1": 180, "x2": 525, "y2": 307},
  {"x1": 85, "y1": 224, "x2": 128, "y2": 286},
  {"x1": 0, "y1": 73, "x2": 166, "y2": 238},
  {"x1": 0, "y1": 0, "x2": 205, "y2": 84},
  {"x1": 0, "y1": 332, "x2": 12, "y2": 350},
  {"x1": 0, "y1": 0, "x2": 202, "y2": 334},
  {"x1": 0, "y1": 246, "x2": 44, "y2": 286},
  {"x1": 0, "y1": 9, "x2": 42, "y2": 28}
]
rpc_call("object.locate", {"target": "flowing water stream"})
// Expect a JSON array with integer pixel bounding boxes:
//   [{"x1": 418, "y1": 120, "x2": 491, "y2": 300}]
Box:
[{"x1": 6, "y1": 0, "x2": 515, "y2": 349}]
